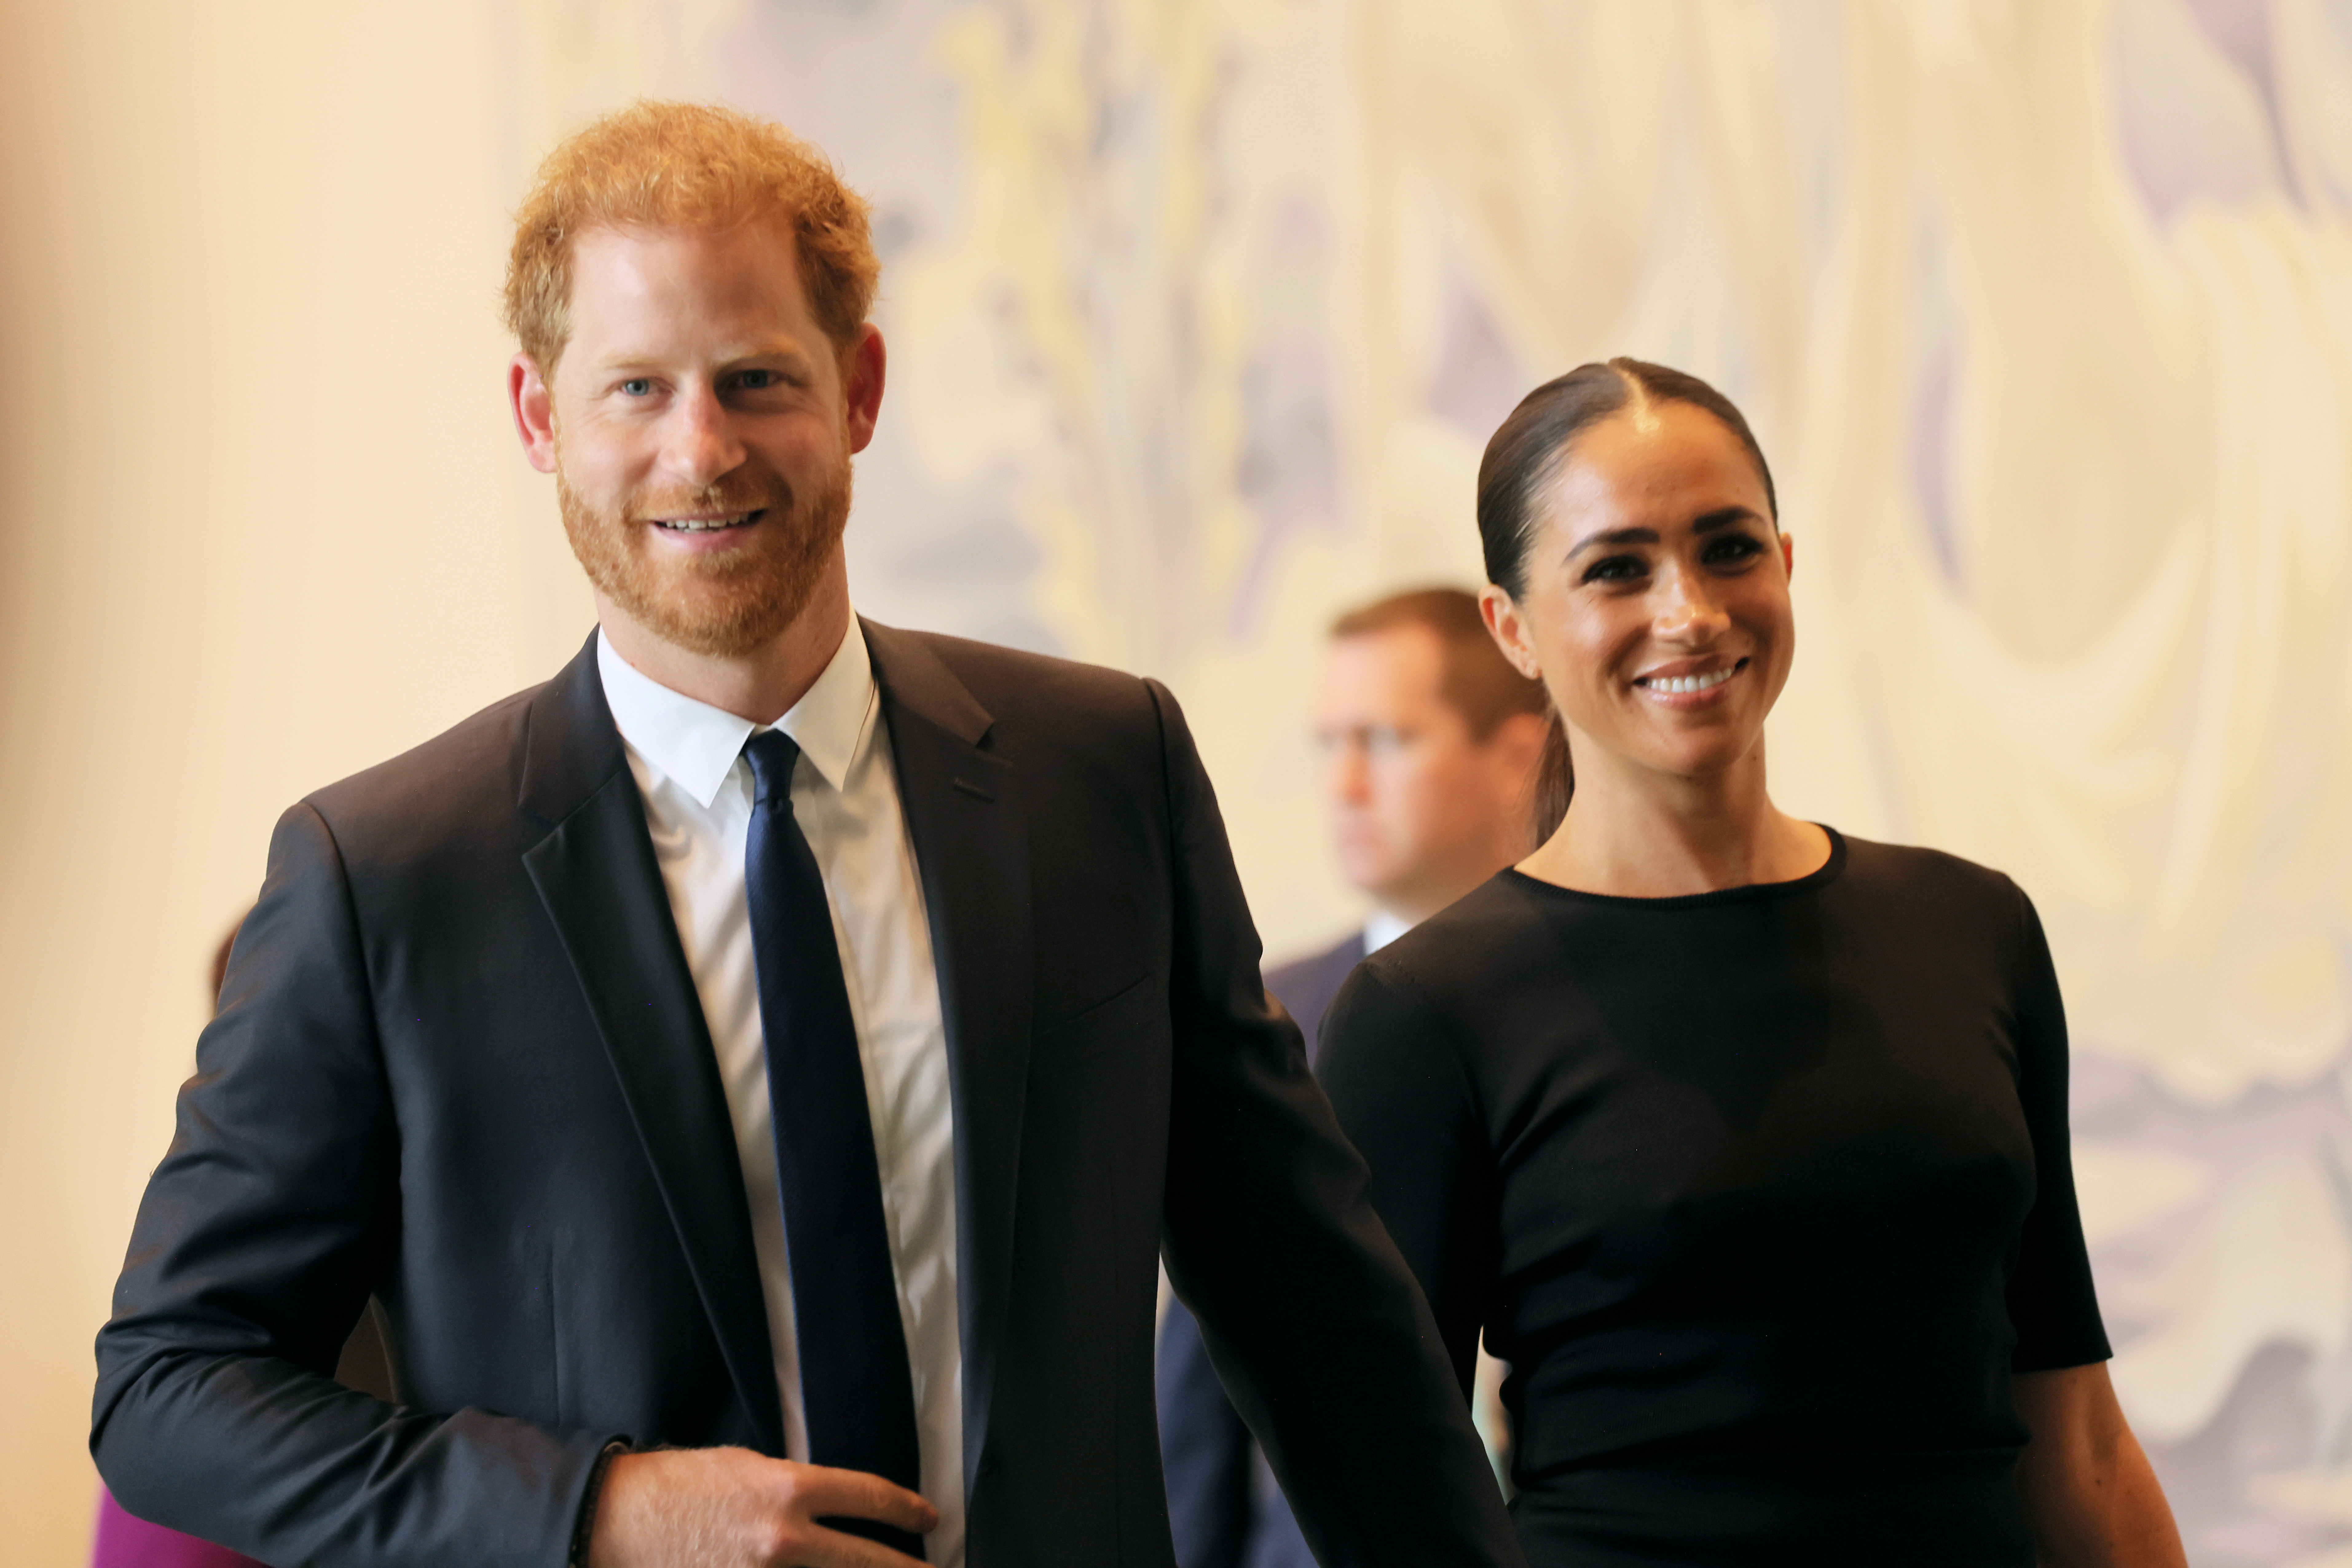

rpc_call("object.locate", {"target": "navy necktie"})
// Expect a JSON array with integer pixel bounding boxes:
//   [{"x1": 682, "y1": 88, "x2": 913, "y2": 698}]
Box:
[{"x1": 742, "y1": 730, "x2": 925, "y2": 1555}]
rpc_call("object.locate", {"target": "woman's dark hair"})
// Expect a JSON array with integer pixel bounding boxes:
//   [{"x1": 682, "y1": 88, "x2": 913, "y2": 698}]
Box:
[{"x1": 1477, "y1": 358, "x2": 1778, "y2": 840}]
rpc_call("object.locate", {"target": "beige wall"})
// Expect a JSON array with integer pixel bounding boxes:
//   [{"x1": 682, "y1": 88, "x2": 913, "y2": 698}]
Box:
[{"x1": 0, "y1": 5, "x2": 581, "y2": 1557}]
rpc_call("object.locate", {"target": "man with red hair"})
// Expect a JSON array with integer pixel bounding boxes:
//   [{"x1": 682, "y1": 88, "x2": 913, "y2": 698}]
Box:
[{"x1": 93, "y1": 102, "x2": 1520, "y2": 1568}]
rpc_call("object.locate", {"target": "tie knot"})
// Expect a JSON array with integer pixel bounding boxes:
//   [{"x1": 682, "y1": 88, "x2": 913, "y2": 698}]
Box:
[{"x1": 743, "y1": 729, "x2": 803, "y2": 805}]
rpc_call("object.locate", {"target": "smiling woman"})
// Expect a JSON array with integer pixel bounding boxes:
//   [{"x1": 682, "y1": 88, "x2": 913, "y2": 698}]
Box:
[
  {"x1": 1475, "y1": 359, "x2": 1807, "y2": 890},
  {"x1": 1468, "y1": 360, "x2": 1778, "y2": 870},
  {"x1": 1314, "y1": 359, "x2": 2190, "y2": 1566}
]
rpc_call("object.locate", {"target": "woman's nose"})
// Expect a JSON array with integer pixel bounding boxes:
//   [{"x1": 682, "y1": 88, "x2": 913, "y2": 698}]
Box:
[
  {"x1": 661, "y1": 386, "x2": 745, "y2": 486},
  {"x1": 1653, "y1": 571, "x2": 1732, "y2": 641}
]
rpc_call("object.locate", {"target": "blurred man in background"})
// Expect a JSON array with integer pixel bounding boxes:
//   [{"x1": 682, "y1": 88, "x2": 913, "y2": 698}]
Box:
[{"x1": 1158, "y1": 586, "x2": 1548, "y2": 1568}]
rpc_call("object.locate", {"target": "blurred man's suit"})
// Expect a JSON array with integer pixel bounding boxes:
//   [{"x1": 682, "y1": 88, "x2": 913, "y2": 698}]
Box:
[
  {"x1": 91, "y1": 623, "x2": 1517, "y2": 1568},
  {"x1": 1158, "y1": 933, "x2": 1362, "y2": 1568}
]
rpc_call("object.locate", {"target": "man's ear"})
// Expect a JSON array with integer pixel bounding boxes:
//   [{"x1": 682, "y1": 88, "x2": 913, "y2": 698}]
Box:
[
  {"x1": 1494, "y1": 709, "x2": 1550, "y2": 767},
  {"x1": 842, "y1": 323, "x2": 887, "y2": 455},
  {"x1": 509, "y1": 354, "x2": 558, "y2": 474}
]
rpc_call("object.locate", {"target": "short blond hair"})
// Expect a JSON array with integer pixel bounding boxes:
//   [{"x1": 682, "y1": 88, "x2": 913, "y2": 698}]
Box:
[{"x1": 503, "y1": 100, "x2": 879, "y2": 375}]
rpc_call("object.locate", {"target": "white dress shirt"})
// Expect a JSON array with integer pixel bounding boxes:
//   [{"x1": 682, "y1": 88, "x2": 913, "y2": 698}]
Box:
[
  {"x1": 1363, "y1": 907, "x2": 1412, "y2": 956},
  {"x1": 599, "y1": 622, "x2": 965, "y2": 1566}
]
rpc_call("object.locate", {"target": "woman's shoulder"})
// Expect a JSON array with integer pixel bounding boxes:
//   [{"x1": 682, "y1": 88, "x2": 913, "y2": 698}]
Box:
[
  {"x1": 1349, "y1": 874, "x2": 1560, "y2": 1017},
  {"x1": 1829, "y1": 832, "x2": 2038, "y2": 955},
  {"x1": 1318, "y1": 879, "x2": 1550, "y2": 1099},
  {"x1": 1834, "y1": 831, "x2": 2026, "y2": 908}
]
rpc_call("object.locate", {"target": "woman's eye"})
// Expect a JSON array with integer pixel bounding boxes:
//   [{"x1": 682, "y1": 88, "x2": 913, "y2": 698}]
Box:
[
  {"x1": 1703, "y1": 534, "x2": 1766, "y2": 566},
  {"x1": 1582, "y1": 554, "x2": 1647, "y2": 584}
]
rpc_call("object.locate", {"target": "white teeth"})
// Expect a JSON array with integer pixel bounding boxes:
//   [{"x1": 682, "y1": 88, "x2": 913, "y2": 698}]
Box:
[
  {"x1": 1643, "y1": 666, "x2": 1736, "y2": 694},
  {"x1": 657, "y1": 513, "x2": 753, "y2": 532}
]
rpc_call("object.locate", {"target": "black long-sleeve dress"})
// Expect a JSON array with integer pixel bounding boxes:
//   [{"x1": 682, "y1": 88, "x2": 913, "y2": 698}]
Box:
[{"x1": 1317, "y1": 830, "x2": 2109, "y2": 1566}]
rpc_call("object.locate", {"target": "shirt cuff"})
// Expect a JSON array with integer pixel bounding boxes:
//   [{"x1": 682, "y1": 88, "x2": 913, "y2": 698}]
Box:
[{"x1": 569, "y1": 1440, "x2": 633, "y2": 1568}]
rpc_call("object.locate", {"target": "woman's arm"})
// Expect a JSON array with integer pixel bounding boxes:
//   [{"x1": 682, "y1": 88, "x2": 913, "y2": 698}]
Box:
[{"x1": 2012, "y1": 1362, "x2": 2185, "y2": 1568}]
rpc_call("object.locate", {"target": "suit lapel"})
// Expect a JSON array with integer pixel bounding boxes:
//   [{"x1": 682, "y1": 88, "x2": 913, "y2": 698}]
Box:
[
  {"x1": 516, "y1": 634, "x2": 786, "y2": 1454},
  {"x1": 863, "y1": 619, "x2": 1035, "y2": 1497}
]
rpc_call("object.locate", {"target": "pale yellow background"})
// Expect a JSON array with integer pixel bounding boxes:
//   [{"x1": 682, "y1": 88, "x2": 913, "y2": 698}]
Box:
[{"x1": 0, "y1": 5, "x2": 587, "y2": 1559}]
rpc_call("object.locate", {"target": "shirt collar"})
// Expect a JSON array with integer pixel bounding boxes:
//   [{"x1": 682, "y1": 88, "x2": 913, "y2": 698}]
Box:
[
  {"x1": 1363, "y1": 908, "x2": 1414, "y2": 955},
  {"x1": 597, "y1": 617, "x2": 879, "y2": 808},
  {"x1": 775, "y1": 618, "x2": 880, "y2": 794}
]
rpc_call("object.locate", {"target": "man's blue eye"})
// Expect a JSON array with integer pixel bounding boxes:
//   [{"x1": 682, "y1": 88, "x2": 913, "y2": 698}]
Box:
[
  {"x1": 620, "y1": 378, "x2": 652, "y2": 396},
  {"x1": 738, "y1": 370, "x2": 777, "y2": 389}
]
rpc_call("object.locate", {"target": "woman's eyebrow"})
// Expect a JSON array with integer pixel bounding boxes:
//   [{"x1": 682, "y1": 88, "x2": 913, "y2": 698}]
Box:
[
  {"x1": 1564, "y1": 506, "x2": 1764, "y2": 563},
  {"x1": 1691, "y1": 506, "x2": 1764, "y2": 534},
  {"x1": 1564, "y1": 525, "x2": 1659, "y2": 562}
]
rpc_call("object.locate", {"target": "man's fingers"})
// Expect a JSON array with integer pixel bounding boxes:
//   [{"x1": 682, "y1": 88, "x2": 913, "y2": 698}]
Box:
[
  {"x1": 787, "y1": 1463, "x2": 939, "y2": 1534},
  {"x1": 796, "y1": 1524, "x2": 932, "y2": 1568},
  {"x1": 783, "y1": 1469, "x2": 934, "y2": 1568}
]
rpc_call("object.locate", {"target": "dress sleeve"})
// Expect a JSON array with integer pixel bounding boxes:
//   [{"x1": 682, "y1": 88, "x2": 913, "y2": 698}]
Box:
[
  {"x1": 2004, "y1": 885, "x2": 2114, "y2": 1372},
  {"x1": 1317, "y1": 962, "x2": 1500, "y2": 1401}
]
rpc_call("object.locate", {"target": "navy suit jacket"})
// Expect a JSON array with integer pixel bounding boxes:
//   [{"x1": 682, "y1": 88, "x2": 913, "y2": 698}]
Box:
[
  {"x1": 93, "y1": 627, "x2": 1519, "y2": 1568},
  {"x1": 1158, "y1": 932, "x2": 1368, "y2": 1568}
]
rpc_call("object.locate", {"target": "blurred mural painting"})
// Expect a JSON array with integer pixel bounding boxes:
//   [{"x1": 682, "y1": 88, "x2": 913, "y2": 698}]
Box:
[{"x1": 512, "y1": 0, "x2": 2352, "y2": 1561}]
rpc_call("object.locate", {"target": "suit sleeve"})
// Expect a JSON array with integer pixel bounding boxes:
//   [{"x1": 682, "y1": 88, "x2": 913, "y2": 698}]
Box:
[
  {"x1": 1315, "y1": 964, "x2": 1500, "y2": 1400},
  {"x1": 91, "y1": 803, "x2": 619, "y2": 1568},
  {"x1": 1146, "y1": 681, "x2": 1522, "y2": 1568},
  {"x1": 2003, "y1": 885, "x2": 2112, "y2": 1373}
]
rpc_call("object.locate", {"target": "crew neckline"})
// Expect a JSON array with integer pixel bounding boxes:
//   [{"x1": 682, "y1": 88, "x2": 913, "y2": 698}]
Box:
[{"x1": 1502, "y1": 825, "x2": 1847, "y2": 909}]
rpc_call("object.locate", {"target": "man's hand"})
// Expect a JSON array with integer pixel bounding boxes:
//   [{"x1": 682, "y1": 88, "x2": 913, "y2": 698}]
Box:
[{"x1": 586, "y1": 1448, "x2": 938, "y2": 1568}]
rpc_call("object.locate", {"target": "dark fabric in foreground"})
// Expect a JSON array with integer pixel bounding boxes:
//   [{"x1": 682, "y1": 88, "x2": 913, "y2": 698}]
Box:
[
  {"x1": 93, "y1": 625, "x2": 1519, "y2": 1568},
  {"x1": 1317, "y1": 831, "x2": 2110, "y2": 1566},
  {"x1": 1158, "y1": 932, "x2": 1365, "y2": 1568}
]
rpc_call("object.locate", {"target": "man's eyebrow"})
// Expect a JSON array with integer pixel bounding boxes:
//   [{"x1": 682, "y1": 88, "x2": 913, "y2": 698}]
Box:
[
  {"x1": 720, "y1": 339, "x2": 816, "y2": 365},
  {"x1": 585, "y1": 339, "x2": 816, "y2": 372}
]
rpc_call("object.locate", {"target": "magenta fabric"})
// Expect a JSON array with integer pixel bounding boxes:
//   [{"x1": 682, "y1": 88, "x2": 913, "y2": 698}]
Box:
[{"x1": 92, "y1": 1490, "x2": 265, "y2": 1568}]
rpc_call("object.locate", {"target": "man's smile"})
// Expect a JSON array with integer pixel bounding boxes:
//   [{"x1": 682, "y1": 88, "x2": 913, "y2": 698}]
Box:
[{"x1": 651, "y1": 509, "x2": 764, "y2": 532}]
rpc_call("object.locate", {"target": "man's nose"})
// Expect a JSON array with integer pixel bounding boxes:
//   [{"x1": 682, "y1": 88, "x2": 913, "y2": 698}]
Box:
[
  {"x1": 1326, "y1": 742, "x2": 1371, "y2": 803},
  {"x1": 661, "y1": 385, "x2": 746, "y2": 487}
]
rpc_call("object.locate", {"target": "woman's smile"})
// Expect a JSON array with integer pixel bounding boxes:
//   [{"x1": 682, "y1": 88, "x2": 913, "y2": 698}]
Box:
[{"x1": 1632, "y1": 656, "x2": 1748, "y2": 705}]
